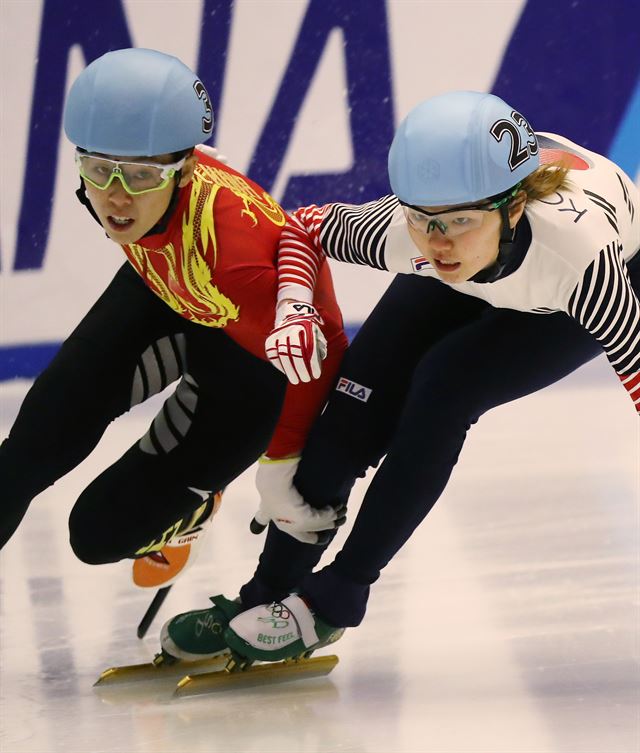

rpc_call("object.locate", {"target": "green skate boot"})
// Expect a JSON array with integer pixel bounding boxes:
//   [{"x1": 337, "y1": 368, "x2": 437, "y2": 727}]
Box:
[
  {"x1": 223, "y1": 594, "x2": 345, "y2": 663},
  {"x1": 160, "y1": 594, "x2": 243, "y2": 662}
]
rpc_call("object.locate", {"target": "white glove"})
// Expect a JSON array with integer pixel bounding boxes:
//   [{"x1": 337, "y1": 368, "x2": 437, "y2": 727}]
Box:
[
  {"x1": 265, "y1": 301, "x2": 328, "y2": 384},
  {"x1": 251, "y1": 456, "x2": 340, "y2": 544},
  {"x1": 196, "y1": 143, "x2": 229, "y2": 164}
]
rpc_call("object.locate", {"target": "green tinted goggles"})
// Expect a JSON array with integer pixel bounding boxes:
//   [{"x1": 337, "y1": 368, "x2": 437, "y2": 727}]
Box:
[{"x1": 400, "y1": 185, "x2": 521, "y2": 237}]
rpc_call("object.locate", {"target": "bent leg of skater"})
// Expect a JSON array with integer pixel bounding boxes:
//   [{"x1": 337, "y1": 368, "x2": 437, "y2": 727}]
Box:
[
  {"x1": 226, "y1": 304, "x2": 604, "y2": 661},
  {"x1": 0, "y1": 264, "x2": 187, "y2": 549},
  {"x1": 68, "y1": 327, "x2": 286, "y2": 564}
]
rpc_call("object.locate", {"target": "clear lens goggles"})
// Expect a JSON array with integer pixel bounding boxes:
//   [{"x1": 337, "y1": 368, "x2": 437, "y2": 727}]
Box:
[
  {"x1": 75, "y1": 151, "x2": 186, "y2": 195},
  {"x1": 400, "y1": 187, "x2": 519, "y2": 238}
]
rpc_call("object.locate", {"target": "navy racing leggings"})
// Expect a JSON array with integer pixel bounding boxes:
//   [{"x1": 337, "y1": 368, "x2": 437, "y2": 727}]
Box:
[{"x1": 241, "y1": 264, "x2": 638, "y2": 626}]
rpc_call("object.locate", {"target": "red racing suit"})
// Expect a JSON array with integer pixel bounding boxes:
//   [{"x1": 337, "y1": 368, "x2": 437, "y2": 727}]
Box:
[{"x1": 120, "y1": 147, "x2": 347, "y2": 456}]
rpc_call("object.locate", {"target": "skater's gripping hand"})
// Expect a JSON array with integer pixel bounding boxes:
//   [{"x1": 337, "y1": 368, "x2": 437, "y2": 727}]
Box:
[
  {"x1": 265, "y1": 301, "x2": 327, "y2": 385},
  {"x1": 251, "y1": 456, "x2": 342, "y2": 544}
]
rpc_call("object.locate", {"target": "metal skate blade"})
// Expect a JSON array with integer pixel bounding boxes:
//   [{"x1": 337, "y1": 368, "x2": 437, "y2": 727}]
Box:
[
  {"x1": 94, "y1": 653, "x2": 229, "y2": 686},
  {"x1": 173, "y1": 654, "x2": 339, "y2": 697}
]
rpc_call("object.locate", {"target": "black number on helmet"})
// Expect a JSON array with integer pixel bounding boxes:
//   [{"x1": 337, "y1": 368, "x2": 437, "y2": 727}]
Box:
[
  {"x1": 193, "y1": 80, "x2": 213, "y2": 134},
  {"x1": 490, "y1": 110, "x2": 538, "y2": 171}
]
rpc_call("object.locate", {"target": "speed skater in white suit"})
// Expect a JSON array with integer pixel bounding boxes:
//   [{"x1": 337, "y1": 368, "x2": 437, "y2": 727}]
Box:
[{"x1": 159, "y1": 90, "x2": 640, "y2": 667}]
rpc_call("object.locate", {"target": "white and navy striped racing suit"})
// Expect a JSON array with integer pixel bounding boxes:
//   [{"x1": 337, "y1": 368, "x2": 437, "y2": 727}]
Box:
[{"x1": 239, "y1": 134, "x2": 640, "y2": 627}]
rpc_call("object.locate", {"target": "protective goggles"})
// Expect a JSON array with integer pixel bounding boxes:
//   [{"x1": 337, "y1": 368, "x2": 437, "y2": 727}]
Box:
[
  {"x1": 75, "y1": 151, "x2": 186, "y2": 195},
  {"x1": 400, "y1": 186, "x2": 520, "y2": 238}
]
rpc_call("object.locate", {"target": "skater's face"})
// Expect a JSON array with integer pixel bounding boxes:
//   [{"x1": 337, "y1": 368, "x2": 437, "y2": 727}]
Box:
[
  {"x1": 83, "y1": 151, "x2": 198, "y2": 244},
  {"x1": 405, "y1": 196, "x2": 526, "y2": 283}
]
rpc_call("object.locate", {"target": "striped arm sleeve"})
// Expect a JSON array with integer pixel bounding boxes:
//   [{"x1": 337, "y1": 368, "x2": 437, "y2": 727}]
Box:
[
  {"x1": 277, "y1": 196, "x2": 398, "y2": 304},
  {"x1": 277, "y1": 206, "x2": 328, "y2": 304},
  {"x1": 319, "y1": 194, "x2": 397, "y2": 268},
  {"x1": 567, "y1": 242, "x2": 640, "y2": 413}
]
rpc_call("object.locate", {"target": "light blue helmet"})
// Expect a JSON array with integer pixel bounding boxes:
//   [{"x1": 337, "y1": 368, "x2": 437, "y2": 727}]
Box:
[
  {"x1": 388, "y1": 91, "x2": 539, "y2": 206},
  {"x1": 63, "y1": 48, "x2": 213, "y2": 156}
]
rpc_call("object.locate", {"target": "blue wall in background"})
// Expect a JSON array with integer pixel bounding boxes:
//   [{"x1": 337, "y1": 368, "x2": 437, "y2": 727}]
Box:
[{"x1": 2, "y1": 0, "x2": 639, "y2": 379}]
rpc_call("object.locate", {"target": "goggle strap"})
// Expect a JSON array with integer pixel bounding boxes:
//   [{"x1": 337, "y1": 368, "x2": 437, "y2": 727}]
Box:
[
  {"x1": 400, "y1": 181, "x2": 523, "y2": 215},
  {"x1": 488, "y1": 182, "x2": 523, "y2": 210}
]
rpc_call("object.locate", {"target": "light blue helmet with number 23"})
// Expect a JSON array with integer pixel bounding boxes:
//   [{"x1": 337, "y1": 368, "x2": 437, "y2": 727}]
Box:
[
  {"x1": 388, "y1": 91, "x2": 540, "y2": 206},
  {"x1": 64, "y1": 48, "x2": 213, "y2": 156}
]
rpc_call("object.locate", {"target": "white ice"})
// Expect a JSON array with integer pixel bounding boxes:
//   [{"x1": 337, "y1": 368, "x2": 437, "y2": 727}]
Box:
[{"x1": 0, "y1": 355, "x2": 638, "y2": 753}]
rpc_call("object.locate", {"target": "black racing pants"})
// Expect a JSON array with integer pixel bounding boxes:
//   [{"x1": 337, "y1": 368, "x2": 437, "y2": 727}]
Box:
[
  {"x1": 241, "y1": 259, "x2": 640, "y2": 626},
  {"x1": 0, "y1": 263, "x2": 286, "y2": 562}
]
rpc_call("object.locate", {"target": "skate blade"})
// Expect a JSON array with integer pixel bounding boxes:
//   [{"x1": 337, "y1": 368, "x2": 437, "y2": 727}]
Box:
[
  {"x1": 94, "y1": 653, "x2": 229, "y2": 686},
  {"x1": 173, "y1": 654, "x2": 339, "y2": 697}
]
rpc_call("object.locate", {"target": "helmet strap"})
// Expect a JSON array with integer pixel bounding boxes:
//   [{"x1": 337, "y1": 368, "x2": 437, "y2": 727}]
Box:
[
  {"x1": 470, "y1": 203, "x2": 514, "y2": 283},
  {"x1": 75, "y1": 180, "x2": 103, "y2": 228},
  {"x1": 498, "y1": 201, "x2": 516, "y2": 260}
]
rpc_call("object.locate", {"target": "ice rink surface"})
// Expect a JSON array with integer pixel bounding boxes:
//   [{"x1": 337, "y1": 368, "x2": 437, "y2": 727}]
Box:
[{"x1": 0, "y1": 356, "x2": 638, "y2": 753}]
